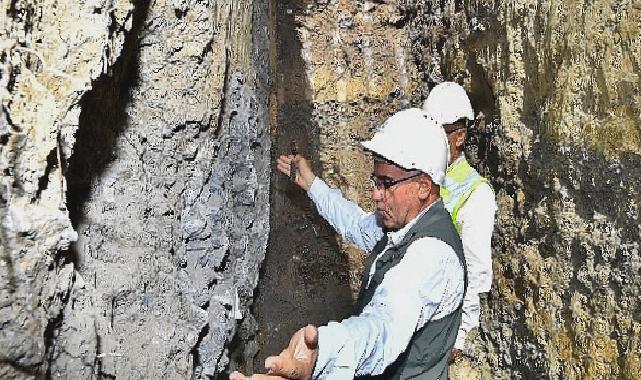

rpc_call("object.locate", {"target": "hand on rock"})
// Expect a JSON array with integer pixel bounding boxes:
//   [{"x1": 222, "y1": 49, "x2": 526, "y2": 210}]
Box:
[
  {"x1": 276, "y1": 155, "x2": 316, "y2": 191},
  {"x1": 449, "y1": 348, "x2": 463, "y2": 365},
  {"x1": 230, "y1": 325, "x2": 319, "y2": 380}
]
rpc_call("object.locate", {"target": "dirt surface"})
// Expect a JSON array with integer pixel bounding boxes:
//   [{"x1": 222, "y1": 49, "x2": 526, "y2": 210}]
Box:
[
  {"x1": 2, "y1": 1, "x2": 640, "y2": 379},
  {"x1": 250, "y1": 0, "x2": 354, "y2": 372}
]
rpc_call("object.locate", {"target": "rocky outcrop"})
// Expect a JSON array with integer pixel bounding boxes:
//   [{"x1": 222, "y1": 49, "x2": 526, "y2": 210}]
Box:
[
  {"x1": 407, "y1": 1, "x2": 641, "y2": 379},
  {"x1": 1, "y1": 1, "x2": 135, "y2": 377},
  {"x1": 263, "y1": 1, "x2": 640, "y2": 379},
  {"x1": 1, "y1": 0, "x2": 270, "y2": 378},
  {"x1": 2, "y1": 0, "x2": 639, "y2": 379}
]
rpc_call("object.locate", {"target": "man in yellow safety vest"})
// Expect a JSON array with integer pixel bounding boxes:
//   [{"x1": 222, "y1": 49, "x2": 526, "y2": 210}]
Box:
[{"x1": 423, "y1": 82, "x2": 497, "y2": 362}]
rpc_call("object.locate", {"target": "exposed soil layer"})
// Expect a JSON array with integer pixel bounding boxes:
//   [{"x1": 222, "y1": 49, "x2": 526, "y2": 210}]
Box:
[
  {"x1": 251, "y1": 0, "x2": 354, "y2": 372},
  {"x1": 1, "y1": 1, "x2": 640, "y2": 379}
]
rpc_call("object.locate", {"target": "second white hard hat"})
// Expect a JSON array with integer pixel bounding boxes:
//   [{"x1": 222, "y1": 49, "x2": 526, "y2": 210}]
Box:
[
  {"x1": 361, "y1": 108, "x2": 449, "y2": 185},
  {"x1": 422, "y1": 82, "x2": 474, "y2": 125}
]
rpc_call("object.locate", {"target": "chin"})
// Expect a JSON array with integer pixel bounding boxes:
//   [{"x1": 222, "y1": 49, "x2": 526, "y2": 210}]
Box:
[
  {"x1": 376, "y1": 212, "x2": 399, "y2": 231},
  {"x1": 382, "y1": 219, "x2": 401, "y2": 232}
]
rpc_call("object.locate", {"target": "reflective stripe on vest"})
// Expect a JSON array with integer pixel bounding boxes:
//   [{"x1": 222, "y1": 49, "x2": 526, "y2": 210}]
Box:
[{"x1": 440, "y1": 158, "x2": 490, "y2": 232}]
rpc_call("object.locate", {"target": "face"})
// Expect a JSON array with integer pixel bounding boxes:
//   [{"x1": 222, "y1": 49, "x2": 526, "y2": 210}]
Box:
[
  {"x1": 445, "y1": 128, "x2": 467, "y2": 162},
  {"x1": 371, "y1": 161, "x2": 430, "y2": 231}
]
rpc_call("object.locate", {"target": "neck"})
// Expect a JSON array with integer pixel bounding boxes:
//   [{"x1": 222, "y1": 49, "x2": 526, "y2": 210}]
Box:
[
  {"x1": 450, "y1": 149, "x2": 463, "y2": 165},
  {"x1": 410, "y1": 194, "x2": 439, "y2": 221}
]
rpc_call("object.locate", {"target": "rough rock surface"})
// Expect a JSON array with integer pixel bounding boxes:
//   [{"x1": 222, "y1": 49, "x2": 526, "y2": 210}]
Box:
[
  {"x1": 1, "y1": 0, "x2": 270, "y2": 378},
  {"x1": 2, "y1": 0, "x2": 640, "y2": 379},
  {"x1": 1, "y1": 1, "x2": 134, "y2": 377},
  {"x1": 407, "y1": 1, "x2": 641, "y2": 379},
  {"x1": 262, "y1": 1, "x2": 640, "y2": 379}
]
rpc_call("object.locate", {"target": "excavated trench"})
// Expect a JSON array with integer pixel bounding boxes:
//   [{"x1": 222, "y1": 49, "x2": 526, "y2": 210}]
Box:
[
  {"x1": 40, "y1": 0, "x2": 354, "y2": 377},
  {"x1": 250, "y1": 0, "x2": 354, "y2": 371},
  {"x1": 1, "y1": 1, "x2": 641, "y2": 379}
]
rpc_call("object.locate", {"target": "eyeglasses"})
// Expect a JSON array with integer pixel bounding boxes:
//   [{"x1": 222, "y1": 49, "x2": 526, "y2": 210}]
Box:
[
  {"x1": 443, "y1": 118, "x2": 470, "y2": 134},
  {"x1": 444, "y1": 125, "x2": 467, "y2": 134},
  {"x1": 370, "y1": 172, "x2": 422, "y2": 191}
]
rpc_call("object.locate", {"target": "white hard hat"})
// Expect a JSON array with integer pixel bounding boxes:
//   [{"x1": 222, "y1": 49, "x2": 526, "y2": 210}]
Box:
[
  {"x1": 422, "y1": 82, "x2": 474, "y2": 125},
  {"x1": 361, "y1": 108, "x2": 449, "y2": 185}
]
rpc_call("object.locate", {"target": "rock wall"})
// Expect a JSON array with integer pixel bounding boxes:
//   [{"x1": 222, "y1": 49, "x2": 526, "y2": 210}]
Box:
[
  {"x1": 2, "y1": 0, "x2": 640, "y2": 379},
  {"x1": 407, "y1": 1, "x2": 641, "y2": 379},
  {"x1": 1, "y1": 0, "x2": 271, "y2": 378},
  {"x1": 251, "y1": 0, "x2": 434, "y2": 369},
  {"x1": 264, "y1": 0, "x2": 640, "y2": 379},
  {"x1": 1, "y1": 1, "x2": 134, "y2": 377}
]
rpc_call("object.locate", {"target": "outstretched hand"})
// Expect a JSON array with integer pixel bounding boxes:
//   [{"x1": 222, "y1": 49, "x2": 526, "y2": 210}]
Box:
[
  {"x1": 276, "y1": 155, "x2": 316, "y2": 192},
  {"x1": 230, "y1": 325, "x2": 319, "y2": 380}
]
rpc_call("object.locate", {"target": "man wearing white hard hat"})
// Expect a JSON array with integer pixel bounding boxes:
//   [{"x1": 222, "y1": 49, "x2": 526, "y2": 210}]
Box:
[
  {"x1": 231, "y1": 109, "x2": 466, "y2": 380},
  {"x1": 423, "y1": 82, "x2": 497, "y2": 362}
]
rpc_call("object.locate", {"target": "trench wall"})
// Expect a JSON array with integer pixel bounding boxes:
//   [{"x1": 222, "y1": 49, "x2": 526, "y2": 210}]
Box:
[
  {"x1": 1, "y1": 0, "x2": 271, "y2": 378},
  {"x1": 273, "y1": 1, "x2": 641, "y2": 379},
  {"x1": 1, "y1": 0, "x2": 640, "y2": 379}
]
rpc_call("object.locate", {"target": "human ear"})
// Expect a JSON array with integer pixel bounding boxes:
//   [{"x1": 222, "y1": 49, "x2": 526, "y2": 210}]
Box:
[
  {"x1": 456, "y1": 129, "x2": 467, "y2": 148},
  {"x1": 417, "y1": 176, "x2": 432, "y2": 200}
]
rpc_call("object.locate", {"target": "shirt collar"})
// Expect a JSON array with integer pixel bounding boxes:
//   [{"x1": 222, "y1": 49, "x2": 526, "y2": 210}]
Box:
[
  {"x1": 387, "y1": 201, "x2": 436, "y2": 246},
  {"x1": 449, "y1": 154, "x2": 466, "y2": 169}
]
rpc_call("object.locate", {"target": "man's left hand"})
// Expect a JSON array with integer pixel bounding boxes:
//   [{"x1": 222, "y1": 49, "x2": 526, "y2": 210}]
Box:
[
  {"x1": 230, "y1": 325, "x2": 319, "y2": 380},
  {"x1": 449, "y1": 348, "x2": 463, "y2": 364}
]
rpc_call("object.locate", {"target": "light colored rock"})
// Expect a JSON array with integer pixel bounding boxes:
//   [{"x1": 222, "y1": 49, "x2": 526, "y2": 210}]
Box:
[{"x1": 1, "y1": 0, "x2": 134, "y2": 377}]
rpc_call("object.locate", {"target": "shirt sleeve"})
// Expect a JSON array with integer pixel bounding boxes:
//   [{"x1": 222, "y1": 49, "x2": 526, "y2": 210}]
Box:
[
  {"x1": 454, "y1": 183, "x2": 497, "y2": 349},
  {"x1": 307, "y1": 177, "x2": 384, "y2": 252},
  {"x1": 313, "y1": 238, "x2": 464, "y2": 378}
]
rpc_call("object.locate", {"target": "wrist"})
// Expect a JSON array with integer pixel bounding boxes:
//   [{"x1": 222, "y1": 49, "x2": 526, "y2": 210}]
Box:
[{"x1": 302, "y1": 175, "x2": 316, "y2": 192}]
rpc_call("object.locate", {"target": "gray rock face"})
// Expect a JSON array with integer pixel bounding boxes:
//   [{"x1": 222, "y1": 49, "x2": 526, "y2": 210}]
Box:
[{"x1": 1, "y1": 0, "x2": 270, "y2": 378}]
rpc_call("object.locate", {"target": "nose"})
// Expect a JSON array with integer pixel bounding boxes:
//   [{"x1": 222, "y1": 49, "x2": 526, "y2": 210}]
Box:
[{"x1": 371, "y1": 186, "x2": 384, "y2": 202}]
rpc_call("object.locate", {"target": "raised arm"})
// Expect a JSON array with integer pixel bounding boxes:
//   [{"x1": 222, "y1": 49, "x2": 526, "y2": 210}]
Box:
[{"x1": 276, "y1": 155, "x2": 384, "y2": 252}]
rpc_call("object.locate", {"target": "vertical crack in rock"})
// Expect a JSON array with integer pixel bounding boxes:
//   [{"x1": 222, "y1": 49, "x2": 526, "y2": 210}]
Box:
[
  {"x1": 190, "y1": 323, "x2": 210, "y2": 380},
  {"x1": 252, "y1": 0, "x2": 356, "y2": 372},
  {"x1": 215, "y1": 47, "x2": 232, "y2": 140}
]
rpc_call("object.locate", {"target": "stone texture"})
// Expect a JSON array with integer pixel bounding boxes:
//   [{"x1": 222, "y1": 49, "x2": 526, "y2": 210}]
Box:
[
  {"x1": 405, "y1": 1, "x2": 641, "y2": 378},
  {"x1": 1, "y1": 0, "x2": 270, "y2": 378},
  {"x1": 1, "y1": 0, "x2": 135, "y2": 377},
  {"x1": 272, "y1": 0, "x2": 641, "y2": 379},
  {"x1": 2, "y1": 0, "x2": 640, "y2": 379},
  {"x1": 254, "y1": 1, "x2": 640, "y2": 379}
]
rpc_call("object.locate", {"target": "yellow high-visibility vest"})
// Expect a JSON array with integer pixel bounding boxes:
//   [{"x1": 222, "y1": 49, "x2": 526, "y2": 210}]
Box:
[{"x1": 440, "y1": 158, "x2": 492, "y2": 232}]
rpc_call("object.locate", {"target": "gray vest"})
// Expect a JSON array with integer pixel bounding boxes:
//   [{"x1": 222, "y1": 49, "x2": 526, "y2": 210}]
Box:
[{"x1": 354, "y1": 200, "x2": 467, "y2": 380}]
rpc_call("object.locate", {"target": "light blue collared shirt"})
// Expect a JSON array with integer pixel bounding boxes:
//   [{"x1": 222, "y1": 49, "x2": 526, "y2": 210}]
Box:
[{"x1": 307, "y1": 178, "x2": 465, "y2": 378}]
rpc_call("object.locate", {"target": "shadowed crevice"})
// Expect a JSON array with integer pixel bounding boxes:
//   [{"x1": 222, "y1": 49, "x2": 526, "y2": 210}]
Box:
[{"x1": 251, "y1": 0, "x2": 354, "y2": 373}]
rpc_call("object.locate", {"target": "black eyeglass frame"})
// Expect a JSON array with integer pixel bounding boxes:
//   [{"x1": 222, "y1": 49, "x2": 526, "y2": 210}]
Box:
[
  {"x1": 370, "y1": 172, "x2": 422, "y2": 191},
  {"x1": 443, "y1": 118, "x2": 472, "y2": 134}
]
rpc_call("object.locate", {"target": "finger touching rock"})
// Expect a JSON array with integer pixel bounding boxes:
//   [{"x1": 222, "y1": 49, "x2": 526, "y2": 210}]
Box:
[{"x1": 303, "y1": 325, "x2": 318, "y2": 349}]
